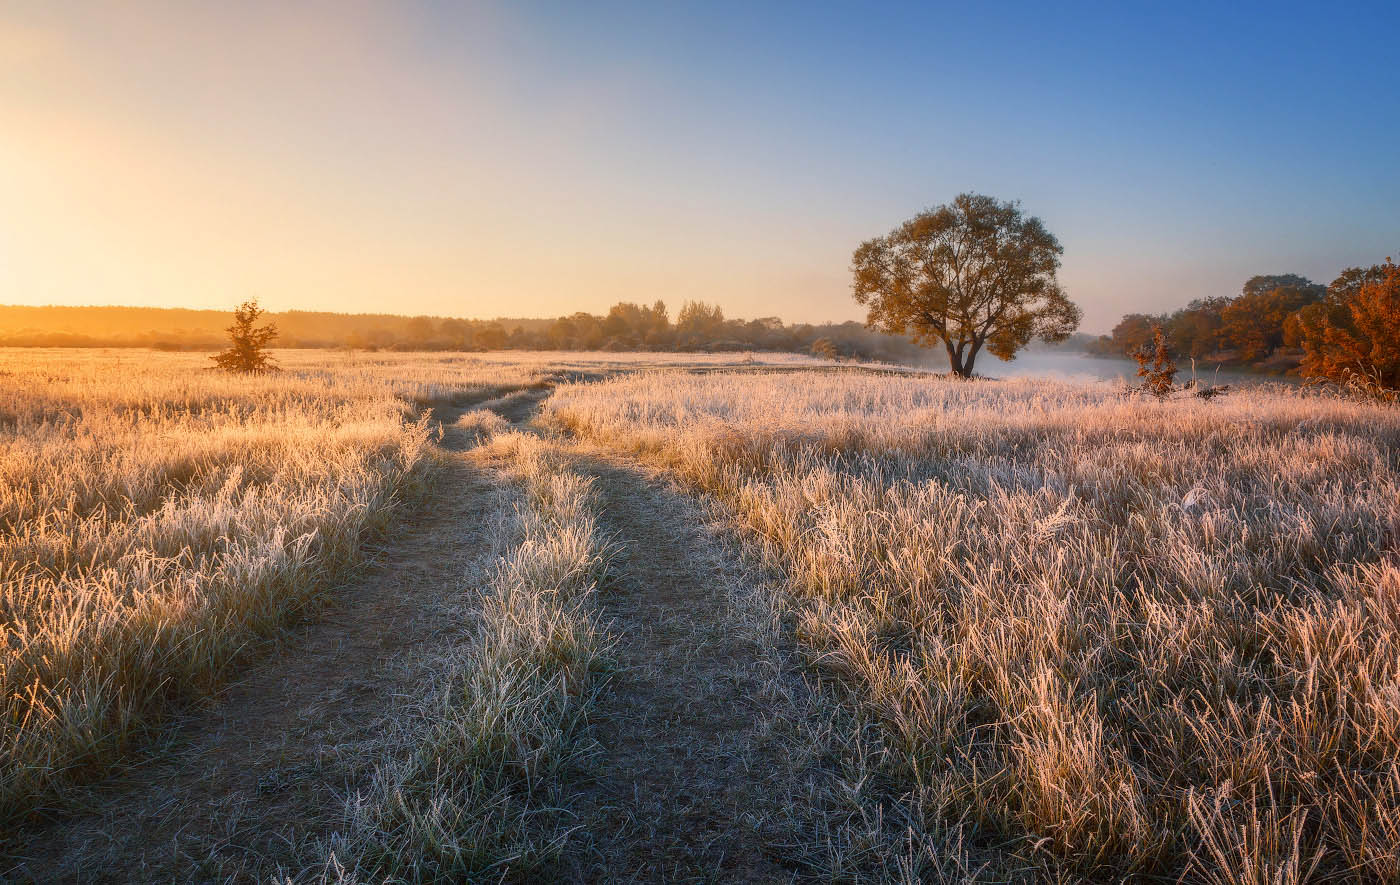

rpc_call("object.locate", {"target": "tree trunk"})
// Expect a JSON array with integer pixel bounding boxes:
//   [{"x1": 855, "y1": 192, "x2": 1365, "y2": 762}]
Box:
[
  {"x1": 946, "y1": 340, "x2": 974, "y2": 378},
  {"x1": 945, "y1": 341, "x2": 969, "y2": 377},
  {"x1": 963, "y1": 339, "x2": 983, "y2": 378}
]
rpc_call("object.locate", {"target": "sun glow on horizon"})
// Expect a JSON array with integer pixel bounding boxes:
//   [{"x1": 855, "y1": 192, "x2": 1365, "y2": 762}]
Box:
[{"x1": 2, "y1": 2, "x2": 1396, "y2": 333}]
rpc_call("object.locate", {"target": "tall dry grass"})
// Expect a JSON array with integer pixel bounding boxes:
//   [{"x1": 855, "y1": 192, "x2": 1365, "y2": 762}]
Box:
[
  {"x1": 0, "y1": 349, "x2": 531, "y2": 826},
  {"x1": 0, "y1": 347, "x2": 850, "y2": 833},
  {"x1": 546, "y1": 371, "x2": 1400, "y2": 881}
]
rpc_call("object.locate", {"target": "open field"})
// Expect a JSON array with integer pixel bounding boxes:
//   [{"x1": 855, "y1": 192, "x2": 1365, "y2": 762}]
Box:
[
  {"x1": 10, "y1": 2, "x2": 1397, "y2": 880},
  {"x1": 546, "y1": 371, "x2": 1400, "y2": 880},
  {"x1": 5, "y1": 348, "x2": 1399, "y2": 882},
  {"x1": 1, "y1": 355, "x2": 413, "y2": 826},
  {"x1": 0, "y1": 348, "x2": 845, "y2": 830}
]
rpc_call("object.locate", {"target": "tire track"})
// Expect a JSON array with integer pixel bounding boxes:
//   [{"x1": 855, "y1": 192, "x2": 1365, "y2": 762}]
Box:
[
  {"x1": 11, "y1": 401, "x2": 524, "y2": 883},
  {"x1": 560, "y1": 452, "x2": 825, "y2": 883}
]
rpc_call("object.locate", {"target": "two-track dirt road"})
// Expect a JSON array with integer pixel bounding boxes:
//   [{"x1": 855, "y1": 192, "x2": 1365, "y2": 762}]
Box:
[{"x1": 13, "y1": 387, "x2": 828, "y2": 884}]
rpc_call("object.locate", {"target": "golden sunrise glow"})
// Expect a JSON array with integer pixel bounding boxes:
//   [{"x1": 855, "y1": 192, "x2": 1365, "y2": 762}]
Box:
[{"x1": 0, "y1": 4, "x2": 850, "y2": 322}]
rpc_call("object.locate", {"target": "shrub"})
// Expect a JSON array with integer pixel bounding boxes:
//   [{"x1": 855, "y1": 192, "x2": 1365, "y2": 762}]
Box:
[
  {"x1": 1130, "y1": 325, "x2": 1177, "y2": 397},
  {"x1": 211, "y1": 299, "x2": 279, "y2": 373}
]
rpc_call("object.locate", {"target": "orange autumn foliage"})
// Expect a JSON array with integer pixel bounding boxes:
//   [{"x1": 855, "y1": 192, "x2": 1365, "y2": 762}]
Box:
[{"x1": 1299, "y1": 259, "x2": 1400, "y2": 396}]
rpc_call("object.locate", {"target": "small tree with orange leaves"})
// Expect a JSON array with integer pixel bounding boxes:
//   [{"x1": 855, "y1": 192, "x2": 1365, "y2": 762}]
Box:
[
  {"x1": 1130, "y1": 325, "x2": 1177, "y2": 397},
  {"x1": 211, "y1": 299, "x2": 279, "y2": 373},
  {"x1": 1298, "y1": 259, "x2": 1400, "y2": 400}
]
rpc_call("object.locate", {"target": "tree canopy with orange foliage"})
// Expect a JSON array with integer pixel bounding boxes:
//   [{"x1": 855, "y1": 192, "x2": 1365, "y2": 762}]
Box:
[
  {"x1": 1296, "y1": 259, "x2": 1400, "y2": 395},
  {"x1": 1219, "y1": 275, "x2": 1324, "y2": 362},
  {"x1": 851, "y1": 193, "x2": 1081, "y2": 378}
]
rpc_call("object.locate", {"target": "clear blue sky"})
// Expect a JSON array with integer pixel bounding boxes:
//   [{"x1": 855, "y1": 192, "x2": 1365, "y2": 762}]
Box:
[{"x1": 3, "y1": 0, "x2": 1396, "y2": 332}]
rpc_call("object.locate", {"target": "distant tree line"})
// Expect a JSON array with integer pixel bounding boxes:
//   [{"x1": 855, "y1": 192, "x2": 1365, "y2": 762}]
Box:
[
  {"x1": 1086, "y1": 266, "x2": 1371, "y2": 371},
  {"x1": 0, "y1": 301, "x2": 930, "y2": 363},
  {"x1": 1089, "y1": 259, "x2": 1400, "y2": 392},
  {"x1": 373, "y1": 300, "x2": 930, "y2": 363}
]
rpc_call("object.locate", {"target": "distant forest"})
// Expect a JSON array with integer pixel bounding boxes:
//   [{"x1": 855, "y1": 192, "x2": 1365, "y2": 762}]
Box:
[
  {"x1": 0, "y1": 301, "x2": 972, "y2": 364},
  {"x1": 1086, "y1": 265, "x2": 1388, "y2": 375}
]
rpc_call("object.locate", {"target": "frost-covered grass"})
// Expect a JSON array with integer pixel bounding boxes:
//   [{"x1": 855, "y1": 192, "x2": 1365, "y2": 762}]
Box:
[
  {"x1": 0, "y1": 350, "x2": 463, "y2": 825},
  {"x1": 344, "y1": 432, "x2": 610, "y2": 880},
  {"x1": 546, "y1": 370, "x2": 1400, "y2": 881}
]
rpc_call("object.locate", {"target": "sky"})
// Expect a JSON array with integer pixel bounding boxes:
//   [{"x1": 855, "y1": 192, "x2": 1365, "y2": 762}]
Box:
[{"x1": 2, "y1": 1, "x2": 1397, "y2": 333}]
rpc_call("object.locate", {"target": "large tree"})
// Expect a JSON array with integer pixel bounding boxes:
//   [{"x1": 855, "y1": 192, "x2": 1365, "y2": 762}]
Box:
[{"x1": 851, "y1": 193, "x2": 1080, "y2": 377}]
